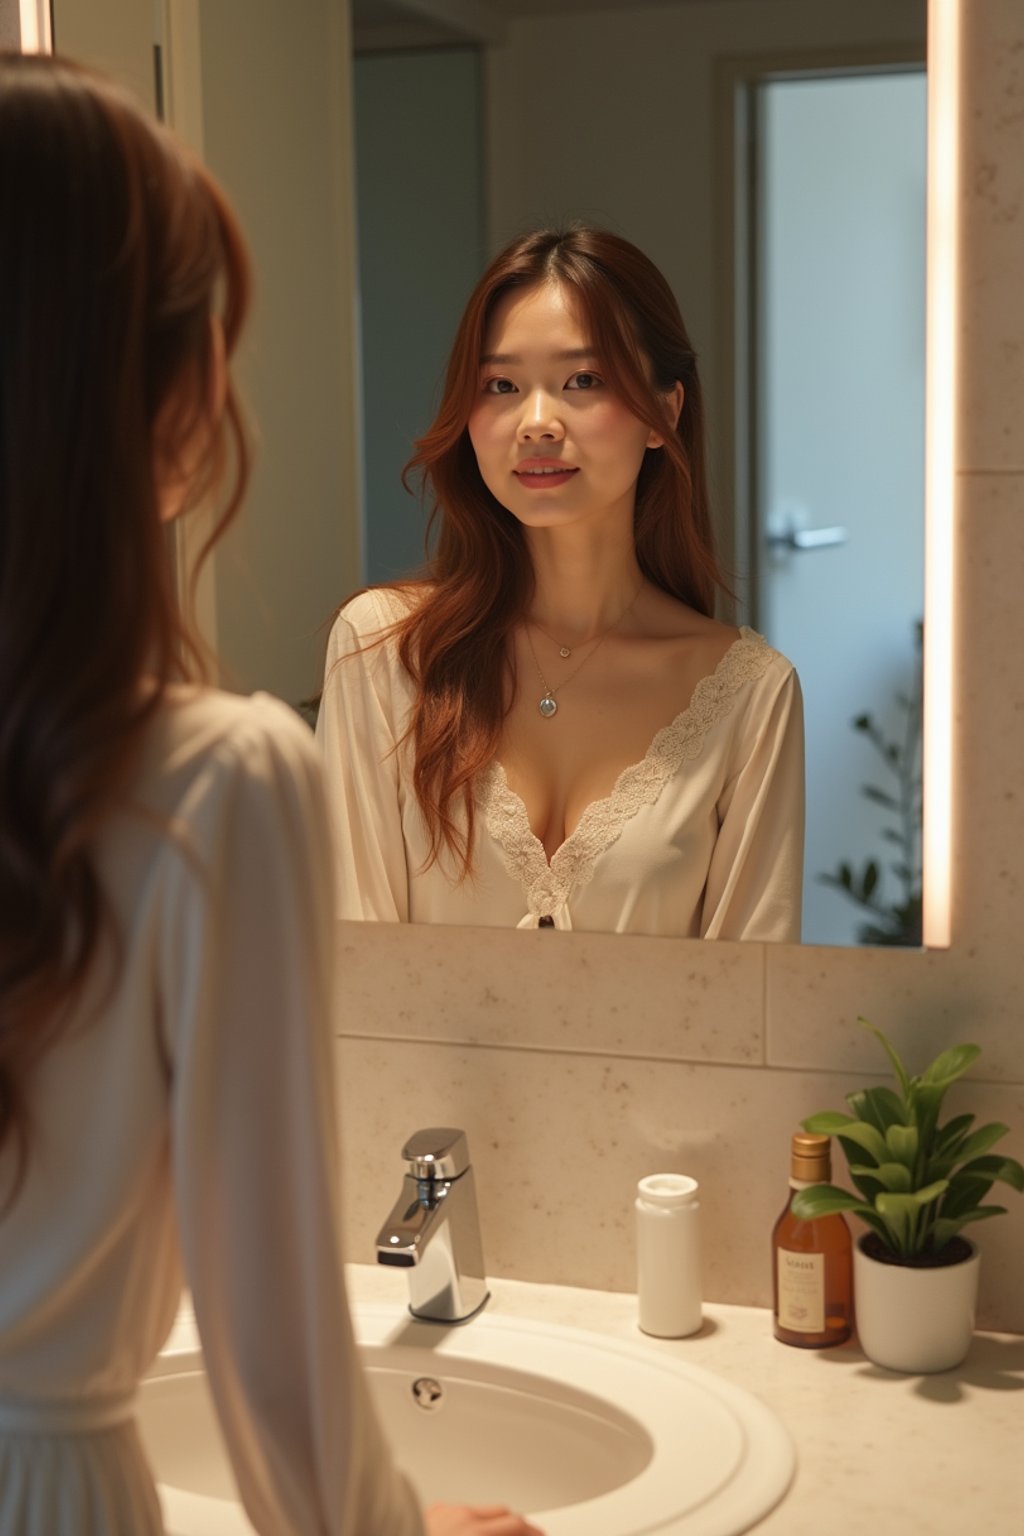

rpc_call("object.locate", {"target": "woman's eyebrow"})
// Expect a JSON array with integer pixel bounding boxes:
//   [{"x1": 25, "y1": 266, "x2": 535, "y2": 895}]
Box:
[{"x1": 479, "y1": 347, "x2": 598, "y2": 366}]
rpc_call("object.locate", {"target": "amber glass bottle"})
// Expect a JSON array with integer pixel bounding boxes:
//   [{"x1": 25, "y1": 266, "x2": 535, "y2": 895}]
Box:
[{"x1": 772, "y1": 1131, "x2": 852, "y2": 1348}]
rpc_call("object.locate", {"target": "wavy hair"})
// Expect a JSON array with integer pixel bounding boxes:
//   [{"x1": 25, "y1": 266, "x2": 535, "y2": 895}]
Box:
[
  {"x1": 387, "y1": 225, "x2": 727, "y2": 875},
  {"x1": 0, "y1": 53, "x2": 251, "y2": 1203}
]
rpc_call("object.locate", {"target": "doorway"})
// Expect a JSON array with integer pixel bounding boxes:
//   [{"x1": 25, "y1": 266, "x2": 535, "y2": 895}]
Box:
[{"x1": 746, "y1": 69, "x2": 927, "y2": 946}]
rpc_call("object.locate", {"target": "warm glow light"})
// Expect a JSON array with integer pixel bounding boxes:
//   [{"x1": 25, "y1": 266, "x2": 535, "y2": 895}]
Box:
[
  {"x1": 17, "y1": 0, "x2": 52, "y2": 52},
  {"x1": 923, "y1": 0, "x2": 959, "y2": 948}
]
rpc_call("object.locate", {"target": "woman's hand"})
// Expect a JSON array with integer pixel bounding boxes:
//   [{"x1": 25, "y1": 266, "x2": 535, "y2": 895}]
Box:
[{"x1": 424, "y1": 1503, "x2": 545, "y2": 1535}]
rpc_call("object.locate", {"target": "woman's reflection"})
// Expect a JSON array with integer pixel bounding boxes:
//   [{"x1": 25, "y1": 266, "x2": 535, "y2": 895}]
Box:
[{"x1": 317, "y1": 227, "x2": 804, "y2": 937}]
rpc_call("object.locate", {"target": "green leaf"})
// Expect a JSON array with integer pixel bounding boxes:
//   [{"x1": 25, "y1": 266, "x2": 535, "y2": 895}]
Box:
[
  {"x1": 908, "y1": 1082, "x2": 952, "y2": 1152},
  {"x1": 939, "y1": 1173, "x2": 994, "y2": 1220},
  {"x1": 873, "y1": 1161, "x2": 914, "y2": 1193},
  {"x1": 942, "y1": 1122, "x2": 1010, "y2": 1167},
  {"x1": 876, "y1": 1183, "x2": 949, "y2": 1257},
  {"x1": 957, "y1": 1153, "x2": 1024, "y2": 1193},
  {"x1": 801, "y1": 1111, "x2": 857, "y2": 1135},
  {"x1": 848, "y1": 1166, "x2": 887, "y2": 1201},
  {"x1": 790, "y1": 1184, "x2": 866, "y2": 1220},
  {"x1": 863, "y1": 785, "x2": 900, "y2": 810},
  {"x1": 933, "y1": 1113, "x2": 975, "y2": 1155},
  {"x1": 860, "y1": 1018, "x2": 910, "y2": 1095},
  {"x1": 847, "y1": 1086, "x2": 908, "y2": 1135},
  {"x1": 789, "y1": 1185, "x2": 888, "y2": 1246},
  {"x1": 862, "y1": 862, "x2": 880, "y2": 899},
  {"x1": 931, "y1": 1207, "x2": 1007, "y2": 1249},
  {"x1": 833, "y1": 1122, "x2": 890, "y2": 1166},
  {"x1": 884, "y1": 1123, "x2": 919, "y2": 1167},
  {"x1": 853, "y1": 714, "x2": 872, "y2": 731},
  {"x1": 921, "y1": 1043, "x2": 981, "y2": 1088},
  {"x1": 878, "y1": 1180, "x2": 949, "y2": 1213}
]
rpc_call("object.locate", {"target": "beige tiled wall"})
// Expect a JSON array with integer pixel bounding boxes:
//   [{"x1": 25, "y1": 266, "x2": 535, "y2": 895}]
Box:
[{"x1": 333, "y1": 0, "x2": 1024, "y2": 1335}]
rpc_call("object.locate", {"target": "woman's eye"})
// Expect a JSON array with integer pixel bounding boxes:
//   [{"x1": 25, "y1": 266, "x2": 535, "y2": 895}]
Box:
[
  {"x1": 567, "y1": 371, "x2": 602, "y2": 391},
  {"x1": 484, "y1": 377, "x2": 517, "y2": 395}
]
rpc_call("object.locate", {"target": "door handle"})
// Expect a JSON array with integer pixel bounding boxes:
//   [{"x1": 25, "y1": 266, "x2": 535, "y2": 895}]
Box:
[{"x1": 766, "y1": 525, "x2": 849, "y2": 552}]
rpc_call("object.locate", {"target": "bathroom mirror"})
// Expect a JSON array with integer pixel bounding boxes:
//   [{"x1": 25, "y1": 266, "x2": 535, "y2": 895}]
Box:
[
  {"x1": 45, "y1": 0, "x2": 932, "y2": 949},
  {"x1": 350, "y1": 0, "x2": 928, "y2": 947}
]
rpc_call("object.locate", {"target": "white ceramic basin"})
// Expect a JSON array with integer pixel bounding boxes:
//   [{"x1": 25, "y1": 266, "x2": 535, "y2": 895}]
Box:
[{"x1": 140, "y1": 1304, "x2": 795, "y2": 1535}]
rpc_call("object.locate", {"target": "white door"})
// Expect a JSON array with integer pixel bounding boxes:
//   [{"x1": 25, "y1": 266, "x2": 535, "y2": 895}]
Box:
[{"x1": 756, "y1": 72, "x2": 927, "y2": 946}]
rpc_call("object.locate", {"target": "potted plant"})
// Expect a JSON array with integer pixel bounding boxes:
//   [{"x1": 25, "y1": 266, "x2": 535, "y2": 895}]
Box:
[{"x1": 791, "y1": 1018, "x2": 1024, "y2": 1372}]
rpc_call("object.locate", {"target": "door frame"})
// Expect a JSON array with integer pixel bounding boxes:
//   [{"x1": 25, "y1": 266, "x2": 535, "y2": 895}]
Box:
[{"x1": 713, "y1": 42, "x2": 926, "y2": 629}]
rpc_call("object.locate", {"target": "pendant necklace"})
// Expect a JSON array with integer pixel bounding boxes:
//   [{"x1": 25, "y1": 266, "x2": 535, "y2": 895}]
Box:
[
  {"x1": 526, "y1": 579, "x2": 644, "y2": 719},
  {"x1": 530, "y1": 620, "x2": 573, "y2": 658}
]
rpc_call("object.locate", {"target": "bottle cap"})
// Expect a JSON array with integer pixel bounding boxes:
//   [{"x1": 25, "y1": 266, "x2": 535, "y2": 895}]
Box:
[
  {"x1": 637, "y1": 1173, "x2": 698, "y2": 1207},
  {"x1": 790, "y1": 1131, "x2": 832, "y2": 1182}
]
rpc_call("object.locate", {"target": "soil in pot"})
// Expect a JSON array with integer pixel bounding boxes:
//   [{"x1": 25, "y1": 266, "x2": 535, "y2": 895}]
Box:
[{"x1": 859, "y1": 1232, "x2": 973, "y2": 1269}]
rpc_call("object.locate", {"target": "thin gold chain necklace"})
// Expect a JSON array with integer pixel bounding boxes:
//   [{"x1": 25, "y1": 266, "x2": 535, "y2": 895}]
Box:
[{"x1": 525, "y1": 580, "x2": 644, "y2": 719}]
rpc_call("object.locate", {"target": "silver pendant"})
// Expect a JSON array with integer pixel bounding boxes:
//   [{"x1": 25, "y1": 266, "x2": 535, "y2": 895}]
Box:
[
  {"x1": 539, "y1": 694, "x2": 558, "y2": 719},
  {"x1": 559, "y1": 646, "x2": 571, "y2": 658}
]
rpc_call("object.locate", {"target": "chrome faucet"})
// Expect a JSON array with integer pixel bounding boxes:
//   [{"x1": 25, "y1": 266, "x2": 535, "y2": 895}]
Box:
[{"x1": 376, "y1": 1127, "x2": 490, "y2": 1323}]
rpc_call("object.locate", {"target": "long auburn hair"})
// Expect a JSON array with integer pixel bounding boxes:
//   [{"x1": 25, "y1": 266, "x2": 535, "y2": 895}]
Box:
[
  {"x1": 387, "y1": 225, "x2": 728, "y2": 876},
  {"x1": 0, "y1": 53, "x2": 250, "y2": 1203}
]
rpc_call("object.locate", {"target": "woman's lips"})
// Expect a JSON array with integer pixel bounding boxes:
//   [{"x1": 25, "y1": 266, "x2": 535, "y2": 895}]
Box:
[{"x1": 514, "y1": 465, "x2": 579, "y2": 489}]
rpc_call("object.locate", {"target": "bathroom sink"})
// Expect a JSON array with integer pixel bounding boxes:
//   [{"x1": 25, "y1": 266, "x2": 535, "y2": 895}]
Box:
[{"x1": 140, "y1": 1304, "x2": 795, "y2": 1535}]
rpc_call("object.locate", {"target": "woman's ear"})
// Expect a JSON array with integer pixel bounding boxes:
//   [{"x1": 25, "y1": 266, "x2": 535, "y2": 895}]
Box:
[{"x1": 646, "y1": 380, "x2": 685, "y2": 449}]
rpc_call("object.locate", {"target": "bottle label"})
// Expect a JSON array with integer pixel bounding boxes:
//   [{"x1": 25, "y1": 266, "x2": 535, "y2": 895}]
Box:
[{"x1": 777, "y1": 1249, "x2": 825, "y2": 1333}]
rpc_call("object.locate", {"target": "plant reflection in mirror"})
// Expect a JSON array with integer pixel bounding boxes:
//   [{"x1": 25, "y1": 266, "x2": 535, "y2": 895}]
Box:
[{"x1": 819, "y1": 621, "x2": 922, "y2": 945}]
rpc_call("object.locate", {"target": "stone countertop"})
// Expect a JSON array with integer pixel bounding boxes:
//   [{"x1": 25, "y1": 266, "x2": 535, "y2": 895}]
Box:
[{"x1": 344, "y1": 1264, "x2": 1024, "y2": 1535}]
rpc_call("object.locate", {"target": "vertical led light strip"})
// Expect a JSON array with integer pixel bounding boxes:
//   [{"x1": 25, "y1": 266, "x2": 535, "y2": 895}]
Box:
[
  {"x1": 923, "y1": 0, "x2": 960, "y2": 948},
  {"x1": 17, "y1": 1, "x2": 52, "y2": 51}
]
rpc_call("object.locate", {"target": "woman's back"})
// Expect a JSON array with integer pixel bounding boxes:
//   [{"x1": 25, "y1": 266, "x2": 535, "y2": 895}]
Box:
[{"x1": 0, "y1": 687, "x2": 425, "y2": 1532}]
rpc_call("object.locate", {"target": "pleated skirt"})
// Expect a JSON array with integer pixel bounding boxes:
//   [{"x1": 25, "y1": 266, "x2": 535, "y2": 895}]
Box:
[{"x1": 0, "y1": 1421, "x2": 164, "y2": 1536}]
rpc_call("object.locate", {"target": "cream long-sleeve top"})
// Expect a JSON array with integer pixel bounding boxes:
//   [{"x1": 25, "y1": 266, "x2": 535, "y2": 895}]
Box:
[
  {"x1": 317, "y1": 589, "x2": 805, "y2": 940},
  {"x1": 0, "y1": 688, "x2": 422, "y2": 1536}
]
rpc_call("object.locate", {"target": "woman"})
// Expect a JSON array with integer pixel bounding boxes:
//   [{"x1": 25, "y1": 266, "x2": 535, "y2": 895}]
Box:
[
  {"x1": 318, "y1": 228, "x2": 804, "y2": 938},
  {"x1": 0, "y1": 53, "x2": 540, "y2": 1536}
]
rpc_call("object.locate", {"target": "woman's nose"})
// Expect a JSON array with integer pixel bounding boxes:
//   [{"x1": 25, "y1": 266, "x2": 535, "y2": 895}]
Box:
[{"x1": 517, "y1": 389, "x2": 565, "y2": 441}]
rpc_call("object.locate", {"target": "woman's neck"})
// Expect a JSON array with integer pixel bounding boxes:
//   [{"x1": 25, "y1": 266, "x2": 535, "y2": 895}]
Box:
[{"x1": 524, "y1": 530, "x2": 644, "y2": 643}]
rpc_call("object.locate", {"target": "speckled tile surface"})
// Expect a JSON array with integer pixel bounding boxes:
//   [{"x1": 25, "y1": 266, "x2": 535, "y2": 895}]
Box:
[
  {"x1": 958, "y1": 0, "x2": 1024, "y2": 470},
  {"x1": 334, "y1": 1039, "x2": 1024, "y2": 1333},
  {"x1": 951, "y1": 474, "x2": 1024, "y2": 968},
  {"x1": 335, "y1": 919, "x2": 766, "y2": 1065}
]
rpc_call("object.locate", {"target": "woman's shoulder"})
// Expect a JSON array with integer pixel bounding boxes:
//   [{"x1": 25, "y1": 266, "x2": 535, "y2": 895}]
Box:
[
  {"x1": 331, "y1": 584, "x2": 425, "y2": 642},
  {"x1": 643, "y1": 590, "x2": 798, "y2": 708},
  {"x1": 143, "y1": 686, "x2": 320, "y2": 809},
  {"x1": 733, "y1": 627, "x2": 797, "y2": 685}
]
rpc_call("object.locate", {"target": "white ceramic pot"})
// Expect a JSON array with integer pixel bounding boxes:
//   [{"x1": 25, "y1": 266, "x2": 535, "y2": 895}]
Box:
[{"x1": 853, "y1": 1235, "x2": 981, "y2": 1373}]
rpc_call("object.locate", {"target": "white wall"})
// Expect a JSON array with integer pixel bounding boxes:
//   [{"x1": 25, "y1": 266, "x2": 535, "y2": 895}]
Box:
[
  {"x1": 197, "y1": 0, "x2": 361, "y2": 705},
  {"x1": 49, "y1": 0, "x2": 155, "y2": 107}
]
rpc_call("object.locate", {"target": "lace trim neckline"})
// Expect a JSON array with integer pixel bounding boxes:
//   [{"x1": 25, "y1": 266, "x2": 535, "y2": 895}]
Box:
[{"x1": 478, "y1": 626, "x2": 778, "y2": 918}]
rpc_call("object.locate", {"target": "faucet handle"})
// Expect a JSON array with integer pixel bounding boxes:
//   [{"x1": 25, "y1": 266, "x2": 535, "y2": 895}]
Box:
[{"x1": 401, "y1": 1127, "x2": 470, "y2": 1180}]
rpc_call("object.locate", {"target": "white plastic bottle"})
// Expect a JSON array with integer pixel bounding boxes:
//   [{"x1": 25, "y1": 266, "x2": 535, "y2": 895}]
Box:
[{"x1": 635, "y1": 1173, "x2": 702, "y2": 1338}]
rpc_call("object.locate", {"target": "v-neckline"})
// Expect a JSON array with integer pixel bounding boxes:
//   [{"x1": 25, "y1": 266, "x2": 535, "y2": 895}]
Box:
[{"x1": 479, "y1": 627, "x2": 774, "y2": 905}]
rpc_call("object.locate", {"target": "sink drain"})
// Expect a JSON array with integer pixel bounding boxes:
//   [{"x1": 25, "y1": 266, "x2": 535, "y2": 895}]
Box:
[{"x1": 411, "y1": 1376, "x2": 444, "y2": 1411}]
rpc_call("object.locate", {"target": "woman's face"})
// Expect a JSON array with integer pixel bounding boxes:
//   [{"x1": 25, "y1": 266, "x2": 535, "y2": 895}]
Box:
[{"x1": 467, "y1": 280, "x2": 679, "y2": 536}]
